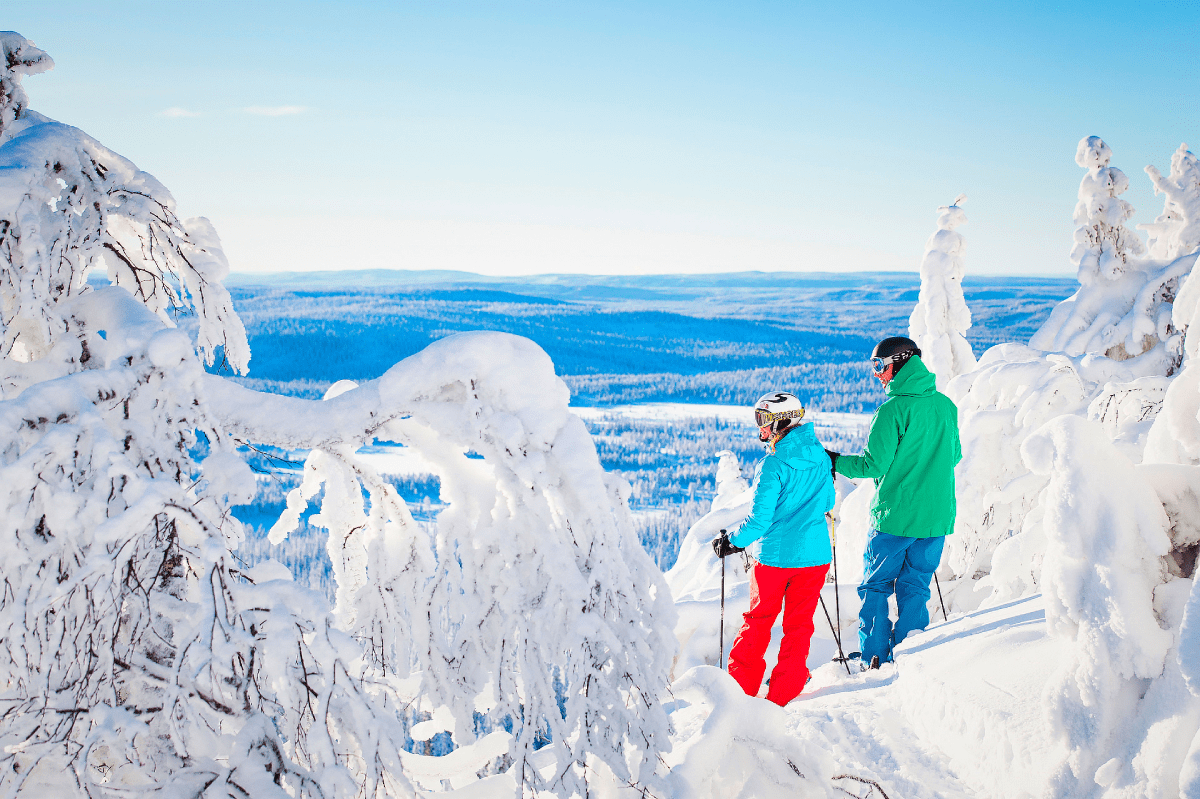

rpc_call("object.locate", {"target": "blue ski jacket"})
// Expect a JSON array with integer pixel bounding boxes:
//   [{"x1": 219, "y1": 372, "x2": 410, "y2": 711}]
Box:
[{"x1": 729, "y1": 423, "x2": 836, "y2": 568}]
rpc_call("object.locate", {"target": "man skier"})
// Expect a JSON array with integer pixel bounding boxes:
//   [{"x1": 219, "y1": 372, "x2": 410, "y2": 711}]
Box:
[
  {"x1": 826, "y1": 337, "x2": 961, "y2": 669},
  {"x1": 711, "y1": 392, "x2": 836, "y2": 706}
]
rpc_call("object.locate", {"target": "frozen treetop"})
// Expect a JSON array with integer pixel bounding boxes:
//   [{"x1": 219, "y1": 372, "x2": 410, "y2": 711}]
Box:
[
  {"x1": 1029, "y1": 136, "x2": 1194, "y2": 370},
  {"x1": 1076, "y1": 135, "x2": 1112, "y2": 169},
  {"x1": 0, "y1": 32, "x2": 249, "y2": 380},
  {"x1": 909, "y1": 195, "x2": 976, "y2": 390},
  {"x1": 0, "y1": 33, "x2": 53, "y2": 136},
  {"x1": 937, "y1": 193, "x2": 968, "y2": 230},
  {"x1": 1140, "y1": 143, "x2": 1200, "y2": 261},
  {"x1": 1071, "y1": 135, "x2": 1144, "y2": 282}
]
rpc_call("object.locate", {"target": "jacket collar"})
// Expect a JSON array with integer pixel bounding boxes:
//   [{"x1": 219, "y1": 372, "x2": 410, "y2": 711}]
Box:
[
  {"x1": 885, "y1": 355, "x2": 937, "y2": 397},
  {"x1": 773, "y1": 422, "x2": 817, "y2": 457}
]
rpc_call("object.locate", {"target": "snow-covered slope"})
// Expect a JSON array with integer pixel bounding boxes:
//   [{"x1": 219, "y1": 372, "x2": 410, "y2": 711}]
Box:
[{"x1": 660, "y1": 591, "x2": 1066, "y2": 798}]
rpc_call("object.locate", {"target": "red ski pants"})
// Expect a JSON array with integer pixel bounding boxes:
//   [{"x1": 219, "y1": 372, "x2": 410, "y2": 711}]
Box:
[{"x1": 727, "y1": 561, "x2": 829, "y2": 706}]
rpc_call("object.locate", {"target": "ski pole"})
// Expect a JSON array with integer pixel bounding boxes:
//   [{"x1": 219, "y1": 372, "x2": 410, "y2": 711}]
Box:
[
  {"x1": 829, "y1": 514, "x2": 842, "y2": 664},
  {"x1": 820, "y1": 595, "x2": 851, "y2": 676},
  {"x1": 719, "y1": 529, "x2": 726, "y2": 670},
  {"x1": 934, "y1": 573, "x2": 948, "y2": 621}
]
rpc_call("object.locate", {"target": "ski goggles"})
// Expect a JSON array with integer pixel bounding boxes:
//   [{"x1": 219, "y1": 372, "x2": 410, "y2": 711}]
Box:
[
  {"x1": 754, "y1": 407, "x2": 805, "y2": 428},
  {"x1": 870, "y1": 351, "x2": 913, "y2": 374}
]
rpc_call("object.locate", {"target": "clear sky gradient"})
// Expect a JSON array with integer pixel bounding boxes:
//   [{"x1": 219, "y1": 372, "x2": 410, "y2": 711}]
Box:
[{"x1": 7, "y1": 1, "x2": 1199, "y2": 276}]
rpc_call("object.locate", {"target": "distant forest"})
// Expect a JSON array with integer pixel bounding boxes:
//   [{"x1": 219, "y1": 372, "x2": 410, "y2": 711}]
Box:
[
  {"x1": 214, "y1": 270, "x2": 1074, "y2": 411},
  {"x1": 215, "y1": 269, "x2": 1076, "y2": 576}
]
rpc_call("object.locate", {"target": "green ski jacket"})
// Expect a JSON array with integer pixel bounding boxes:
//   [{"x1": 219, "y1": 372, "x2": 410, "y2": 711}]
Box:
[{"x1": 835, "y1": 356, "x2": 962, "y2": 538}]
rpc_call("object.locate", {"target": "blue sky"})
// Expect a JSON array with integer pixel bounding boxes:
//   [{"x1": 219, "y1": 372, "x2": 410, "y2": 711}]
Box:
[{"x1": 7, "y1": 1, "x2": 1198, "y2": 276}]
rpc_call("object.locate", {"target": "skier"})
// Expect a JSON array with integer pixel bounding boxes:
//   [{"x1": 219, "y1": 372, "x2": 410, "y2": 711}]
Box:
[
  {"x1": 711, "y1": 392, "x2": 836, "y2": 706},
  {"x1": 825, "y1": 337, "x2": 961, "y2": 669}
]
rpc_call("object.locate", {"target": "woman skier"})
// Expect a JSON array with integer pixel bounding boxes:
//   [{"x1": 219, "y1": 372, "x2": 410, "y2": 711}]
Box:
[{"x1": 712, "y1": 392, "x2": 836, "y2": 706}]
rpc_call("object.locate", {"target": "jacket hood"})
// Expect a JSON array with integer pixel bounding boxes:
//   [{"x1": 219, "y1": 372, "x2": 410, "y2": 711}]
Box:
[
  {"x1": 774, "y1": 422, "x2": 823, "y2": 463},
  {"x1": 886, "y1": 355, "x2": 937, "y2": 397}
]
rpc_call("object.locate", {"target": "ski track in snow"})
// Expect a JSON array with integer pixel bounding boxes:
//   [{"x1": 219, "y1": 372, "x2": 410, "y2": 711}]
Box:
[{"x1": 778, "y1": 594, "x2": 1061, "y2": 799}]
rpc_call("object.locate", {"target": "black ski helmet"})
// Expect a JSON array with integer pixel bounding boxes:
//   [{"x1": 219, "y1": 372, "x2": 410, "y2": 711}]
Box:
[{"x1": 871, "y1": 336, "x2": 922, "y2": 375}]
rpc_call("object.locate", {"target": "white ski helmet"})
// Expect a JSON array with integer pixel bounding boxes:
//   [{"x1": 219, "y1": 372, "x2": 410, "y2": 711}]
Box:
[{"x1": 754, "y1": 392, "x2": 805, "y2": 437}]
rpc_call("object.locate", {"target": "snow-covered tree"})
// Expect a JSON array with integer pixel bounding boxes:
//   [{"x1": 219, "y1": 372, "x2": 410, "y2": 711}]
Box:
[
  {"x1": 1025, "y1": 416, "x2": 1176, "y2": 797},
  {"x1": 1139, "y1": 143, "x2": 1200, "y2": 261},
  {"x1": 908, "y1": 194, "x2": 976, "y2": 390},
  {"x1": 1030, "y1": 137, "x2": 1192, "y2": 372},
  {"x1": 0, "y1": 32, "x2": 248, "y2": 388},
  {"x1": 0, "y1": 34, "x2": 418, "y2": 796},
  {"x1": 1070, "y1": 135, "x2": 1145, "y2": 282},
  {"x1": 0, "y1": 32, "x2": 677, "y2": 798},
  {"x1": 240, "y1": 333, "x2": 678, "y2": 797},
  {"x1": 0, "y1": 32, "x2": 52, "y2": 135}
]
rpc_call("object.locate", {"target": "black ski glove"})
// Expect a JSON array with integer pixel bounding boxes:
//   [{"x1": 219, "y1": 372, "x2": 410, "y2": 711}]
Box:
[
  {"x1": 711, "y1": 529, "x2": 745, "y2": 559},
  {"x1": 824, "y1": 449, "x2": 840, "y2": 478}
]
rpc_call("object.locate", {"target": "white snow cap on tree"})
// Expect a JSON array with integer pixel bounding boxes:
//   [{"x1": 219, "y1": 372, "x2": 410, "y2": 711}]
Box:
[
  {"x1": 0, "y1": 32, "x2": 53, "y2": 137},
  {"x1": 1071, "y1": 135, "x2": 1145, "y2": 282},
  {"x1": 1030, "y1": 137, "x2": 1194, "y2": 371},
  {"x1": 908, "y1": 193, "x2": 977, "y2": 390},
  {"x1": 0, "y1": 34, "x2": 248, "y2": 383},
  {"x1": 1139, "y1": 143, "x2": 1200, "y2": 260}
]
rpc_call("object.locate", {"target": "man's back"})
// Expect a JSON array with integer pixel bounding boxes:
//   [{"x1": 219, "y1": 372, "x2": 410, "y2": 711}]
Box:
[{"x1": 836, "y1": 356, "x2": 962, "y2": 538}]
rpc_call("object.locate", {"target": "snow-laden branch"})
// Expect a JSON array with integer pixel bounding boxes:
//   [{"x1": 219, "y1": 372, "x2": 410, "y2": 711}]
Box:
[
  {"x1": 0, "y1": 58, "x2": 248, "y2": 384},
  {"x1": 208, "y1": 331, "x2": 679, "y2": 796},
  {"x1": 1139, "y1": 143, "x2": 1200, "y2": 261},
  {"x1": 0, "y1": 32, "x2": 52, "y2": 137},
  {"x1": 0, "y1": 283, "x2": 428, "y2": 796}
]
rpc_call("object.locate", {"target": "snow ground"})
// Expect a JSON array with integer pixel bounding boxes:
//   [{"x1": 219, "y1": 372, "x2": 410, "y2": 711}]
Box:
[
  {"x1": 771, "y1": 593, "x2": 1061, "y2": 798},
  {"x1": 797, "y1": 594, "x2": 1058, "y2": 798}
]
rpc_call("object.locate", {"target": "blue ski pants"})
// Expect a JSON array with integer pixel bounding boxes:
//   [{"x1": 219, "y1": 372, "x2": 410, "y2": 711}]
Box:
[{"x1": 858, "y1": 530, "x2": 945, "y2": 664}]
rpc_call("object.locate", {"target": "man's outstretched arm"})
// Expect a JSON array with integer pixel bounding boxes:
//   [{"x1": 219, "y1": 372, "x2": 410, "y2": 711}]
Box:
[{"x1": 836, "y1": 407, "x2": 900, "y2": 479}]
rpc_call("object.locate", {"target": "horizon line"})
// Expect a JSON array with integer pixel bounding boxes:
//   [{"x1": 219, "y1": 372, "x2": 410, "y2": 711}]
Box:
[{"x1": 221, "y1": 266, "x2": 1079, "y2": 282}]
